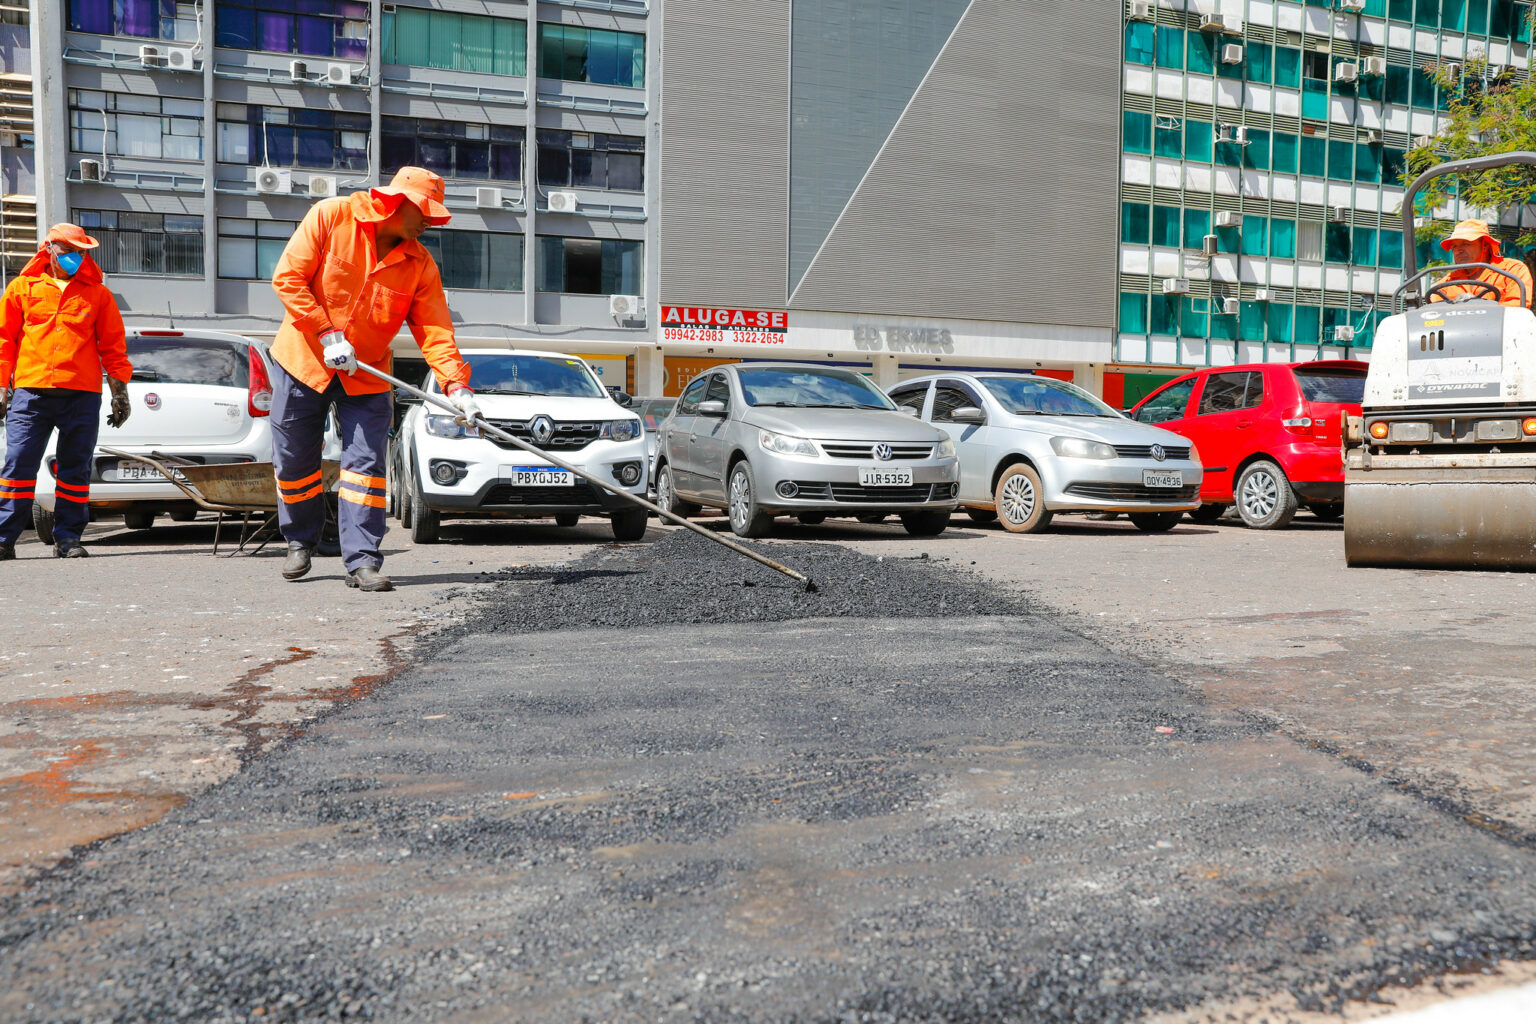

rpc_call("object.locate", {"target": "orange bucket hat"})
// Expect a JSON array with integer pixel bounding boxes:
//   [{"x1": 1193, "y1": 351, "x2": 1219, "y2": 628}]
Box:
[
  {"x1": 1441, "y1": 218, "x2": 1501, "y2": 259},
  {"x1": 45, "y1": 223, "x2": 101, "y2": 250},
  {"x1": 371, "y1": 166, "x2": 451, "y2": 225}
]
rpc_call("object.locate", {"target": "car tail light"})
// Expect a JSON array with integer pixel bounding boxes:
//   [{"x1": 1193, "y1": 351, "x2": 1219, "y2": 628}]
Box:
[
  {"x1": 248, "y1": 347, "x2": 273, "y2": 417},
  {"x1": 1523, "y1": 418, "x2": 1536, "y2": 436},
  {"x1": 1369, "y1": 421, "x2": 1390, "y2": 439}
]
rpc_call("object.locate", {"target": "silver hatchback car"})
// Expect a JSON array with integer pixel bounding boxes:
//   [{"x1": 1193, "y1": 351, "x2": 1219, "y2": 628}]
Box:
[
  {"x1": 889, "y1": 373, "x2": 1203, "y2": 533},
  {"x1": 653, "y1": 363, "x2": 960, "y2": 537}
]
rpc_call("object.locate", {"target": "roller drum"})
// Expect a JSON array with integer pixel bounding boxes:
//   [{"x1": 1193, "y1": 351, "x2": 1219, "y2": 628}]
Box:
[{"x1": 1344, "y1": 468, "x2": 1536, "y2": 569}]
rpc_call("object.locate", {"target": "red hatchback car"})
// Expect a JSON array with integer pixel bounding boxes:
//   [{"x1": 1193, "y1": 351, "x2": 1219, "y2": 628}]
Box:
[{"x1": 1127, "y1": 360, "x2": 1368, "y2": 528}]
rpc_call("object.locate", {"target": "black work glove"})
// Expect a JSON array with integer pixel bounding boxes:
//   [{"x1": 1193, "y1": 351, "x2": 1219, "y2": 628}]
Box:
[{"x1": 107, "y1": 378, "x2": 131, "y2": 429}]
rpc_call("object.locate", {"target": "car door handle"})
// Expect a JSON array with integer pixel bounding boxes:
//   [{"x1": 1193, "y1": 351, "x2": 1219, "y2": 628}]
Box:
[{"x1": 1236, "y1": 419, "x2": 1253, "y2": 428}]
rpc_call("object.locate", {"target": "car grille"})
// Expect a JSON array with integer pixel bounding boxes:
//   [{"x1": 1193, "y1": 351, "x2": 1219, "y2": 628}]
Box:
[
  {"x1": 818, "y1": 442, "x2": 935, "y2": 460},
  {"x1": 791, "y1": 481, "x2": 942, "y2": 503},
  {"x1": 1112, "y1": 444, "x2": 1192, "y2": 460},
  {"x1": 482, "y1": 483, "x2": 601, "y2": 506},
  {"x1": 481, "y1": 418, "x2": 602, "y2": 452},
  {"x1": 1064, "y1": 482, "x2": 1200, "y2": 502}
]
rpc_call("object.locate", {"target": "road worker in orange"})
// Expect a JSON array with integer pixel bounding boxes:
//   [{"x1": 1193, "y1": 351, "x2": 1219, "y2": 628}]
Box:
[
  {"x1": 269, "y1": 166, "x2": 479, "y2": 592},
  {"x1": 1432, "y1": 218, "x2": 1534, "y2": 308},
  {"x1": 0, "y1": 223, "x2": 132, "y2": 559}
]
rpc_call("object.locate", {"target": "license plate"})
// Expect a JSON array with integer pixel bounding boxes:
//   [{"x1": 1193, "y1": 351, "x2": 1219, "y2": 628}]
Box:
[
  {"x1": 507, "y1": 467, "x2": 572, "y2": 487},
  {"x1": 859, "y1": 465, "x2": 914, "y2": 487},
  {"x1": 1143, "y1": 470, "x2": 1183, "y2": 488},
  {"x1": 114, "y1": 460, "x2": 181, "y2": 482}
]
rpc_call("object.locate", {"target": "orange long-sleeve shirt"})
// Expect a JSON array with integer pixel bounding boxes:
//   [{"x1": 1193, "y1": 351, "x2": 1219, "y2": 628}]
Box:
[
  {"x1": 0, "y1": 251, "x2": 131, "y2": 393},
  {"x1": 1432, "y1": 256, "x2": 1534, "y2": 308},
  {"x1": 270, "y1": 192, "x2": 471, "y2": 396}
]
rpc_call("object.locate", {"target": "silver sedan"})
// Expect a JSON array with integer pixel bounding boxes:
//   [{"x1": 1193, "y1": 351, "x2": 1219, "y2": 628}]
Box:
[
  {"x1": 653, "y1": 363, "x2": 960, "y2": 538},
  {"x1": 888, "y1": 373, "x2": 1203, "y2": 533}
]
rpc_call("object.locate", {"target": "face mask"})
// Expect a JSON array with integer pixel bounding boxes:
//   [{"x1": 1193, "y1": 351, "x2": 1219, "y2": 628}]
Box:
[{"x1": 56, "y1": 251, "x2": 84, "y2": 276}]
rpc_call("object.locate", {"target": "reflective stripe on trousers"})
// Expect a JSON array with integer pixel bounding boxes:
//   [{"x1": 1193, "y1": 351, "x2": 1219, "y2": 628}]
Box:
[
  {"x1": 0, "y1": 387, "x2": 101, "y2": 546},
  {"x1": 270, "y1": 361, "x2": 392, "y2": 573}
]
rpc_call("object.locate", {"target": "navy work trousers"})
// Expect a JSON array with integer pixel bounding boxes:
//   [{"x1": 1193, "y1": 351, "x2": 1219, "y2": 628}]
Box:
[
  {"x1": 270, "y1": 362, "x2": 391, "y2": 573},
  {"x1": 0, "y1": 387, "x2": 100, "y2": 547}
]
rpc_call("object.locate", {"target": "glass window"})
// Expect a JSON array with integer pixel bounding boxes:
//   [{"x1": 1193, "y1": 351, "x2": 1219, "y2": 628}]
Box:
[
  {"x1": 70, "y1": 90, "x2": 203, "y2": 161},
  {"x1": 382, "y1": 117, "x2": 524, "y2": 183},
  {"x1": 381, "y1": 8, "x2": 526, "y2": 75},
  {"x1": 1389, "y1": 0, "x2": 1413, "y2": 19},
  {"x1": 1239, "y1": 301, "x2": 1266, "y2": 341},
  {"x1": 123, "y1": 335, "x2": 249, "y2": 387},
  {"x1": 1326, "y1": 223, "x2": 1352, "y2": 263},
  {"x1": 1385, "y1": 64, "x2": 1411, "y2": 105},
  {"x1": 1150, "y1": 293, "x2": 1180, "y2": 335},
  {"x1": 1298, "y1": 221, "x2": 1323, "y2": 261},
  {"x1": 538, "y1": 130, "x2": 646, "y2": 192},
  {"x1": 1154, "y1": 121, "x2": 1182, "y2": 159},
  {"x1": 75, "y1": 207, "x2": 203, "y2": 276},
  {"x1": 1243, "y1": 128, "x2": 1270, "y2": 170},
  {"x1": 537, "y1": 23, "x2": 645, "y2": 87},
  {"x1": 1154, "y1": 25, "x2": 1184, "y2": 69},
  {"x1": 1467, "y1": 0, "x2": 1490, "y2": 33},
  {"x1": 980, "y1": 377, "x2": 1116, "y2": 417},
  {"x1": 1181, "y1": 295, "x2": 1208, "y2": 338},
  {"x1": 1267, "y1": 302, "x2": 1294, "y2": 344},
  {"x1": 1125, "y1": 21, "x2": 1155, "y2": 65},
  {"x1": 1300, "y1": 135, "x2": 1326, "y2": 177},
  {"x1": 1270, "y1": 219, "x2": 1297, "y2": 259},
  {"x1": 1327, "y1": 140, "x2": 1354, "y2": 182},
  {"x1": 678, "y1": 375, "x2": 708, "y2": 415},
  {"x1": 537, "y1": 236, "x2": 642, "y2": 295},
  {"x1": 1123, "y1": 111, "x2": 1152, "y2": 155},
  {"x1": 932, "y1": 384, "x2": 985, "y2": 422},
  {"x1": 1183, "y1": 209, "x2": 1211, "y2": 250},
  {"x1": 703, "y1": 373, "x2": 731, "y2": 411},
  {"x1": 72, "y1": 0, "x2": 202, "y2": 41},
  {"x1": 217, "y1": 217, "x2": 299, "y2": 279},
  {"x1": 1241, "y1": 215, "x2": 1268, "y2": 256},
  {"x1": 737, "y1": 367, "x2": 893, "y2": 410},
  {"x1": 1152, "y1": 205, "x2": 1181, "y2": 248},
  {"x1": 1198, "y1": 371, "x2": 1252, "y2": 415},
  {"x1": 1381, "y1": 146, "x2": 1407, "y2": 186},
  {"x1": 1415, "y1": 0, "x2": 1440, "y2": 26},
  {"x1": 1185, "y1": 120, "x2": 1212, "y2": 163},
  {"x1": 1120, "y1": 292, "x2": 1148, "y2": 334},
  {"x1": 1302, "y1": 78, "x2": 1329, "y2": 120},
  {"x1": 1121, "y1": 201, "x2": 1150, "y2": 245},
  {"x1": 217, "y1": 104, "x2": 366, "y2": 171},
  {"x1": 218, "y1": 0, "x2": 369, "y2": 59},
  {"x1": 1379, "y1": 227, "x2": 1404, "y2": 270},
  {"x1": 1275, "y1": 47, "x2": 1302, "y2": 89},
  {"x1": 1133, "y1": 378, "x2": 1196, "y2": 424},
  {"x1": 890, "y1": 383, "x2": 929, "y2": 414},
  {"x1": 1272, "y1": 132, "x2": 1298, "y2": 174},
  {"x1": 1246, "y1": 42, "x2": 1272, "y2": 83},
  {"x1": 1353, "y1": 227, "x2": 1378, "y2": 266},
  {"x1": 419, "y1": 230, "x2": 524, "y2": 291},
  {"x1": 1187, "y1": 32, "x2": 1215, "y2": 75},
  {"x1": 1294, "y1": 304, "x2": 1322, "y2": 345}
]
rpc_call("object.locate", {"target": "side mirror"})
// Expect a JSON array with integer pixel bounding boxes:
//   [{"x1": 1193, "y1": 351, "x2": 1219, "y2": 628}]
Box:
[
  {"x1": 897, "y1": 406, "x2": 920, "y2": 418},
  {"x1": 698, "y1": 400, "x2": 727, "y2": 417},
  {"x1": 607, "y1": 387, "x2": 635, "y2": 407},
  {"x1": 951, "y1": 406, "x2": 985, "y2": 424}
]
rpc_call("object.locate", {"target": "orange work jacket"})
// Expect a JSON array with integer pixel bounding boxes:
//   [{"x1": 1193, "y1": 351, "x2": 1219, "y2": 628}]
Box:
[
  {"x1": 0, "y1": 251, "x2": 131, "y2": 393},
  {"x1": 1432, "y1": 257, "x2": 1534, "y2": 308},
  {"x1": 270, "y1": 192, "x2": 471, "y2": 395}
]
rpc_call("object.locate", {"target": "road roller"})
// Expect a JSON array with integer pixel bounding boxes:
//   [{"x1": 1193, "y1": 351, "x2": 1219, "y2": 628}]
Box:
[{"x1": 1344, "y1": 152, "x2": 1536, "y2": 569}]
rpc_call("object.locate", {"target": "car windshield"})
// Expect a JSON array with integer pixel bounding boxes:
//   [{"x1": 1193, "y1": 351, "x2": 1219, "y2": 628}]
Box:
[
  {"x1": 633, "y1": 398, "x2": 676, "y2": 431},
  {"x1": 980, "y1": 376, "x2": 1117, "y2": 417},
  {"x1": 459, "y1": 354, "x2": 605, "y2": 398},
  {"x1": 738, "y1": 367, "x2": 895, "y2": 409},
  {"x1": 1294, "y1": 369, "x2": 1366, "y2": 404},
  {"x1": 125, "y1": 336, "x2": 249, "y2": 387}
]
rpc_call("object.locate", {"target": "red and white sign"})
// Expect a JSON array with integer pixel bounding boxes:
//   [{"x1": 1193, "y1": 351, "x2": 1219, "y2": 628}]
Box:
[{"x1": 661, "y1": 306, "x2": 789, "y2": 346}]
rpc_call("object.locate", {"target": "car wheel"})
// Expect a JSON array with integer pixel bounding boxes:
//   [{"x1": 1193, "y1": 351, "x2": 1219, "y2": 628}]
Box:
[
  {"x1": 1235, "y1": 459, "x2": 1298, "y2": 529},
  {"x1": 409, "y1": 476, "x2": 440, "y2": 544},
  {"x1": 610, "y1": 508, "x2": 648, "y2": 541},
  {"x1": 1187, "y1": 503, "x2": 1228, "y2": 524},
  {"x1": 124, "y1": 508, "x2": 155, "y2": 531},
  {"x1": 32, "y1": 503, "x2": 54, "y2": 545},
  {"x1": 1128, "y1": 511, "x2": 1184, "y2": 533},
  {"x1": 1308, "y1": 503, "x2": 1343, "y2": 522},
  {"x1": 168, "y1": 510, "x2": 196, "y2": 523},
  {"x1": 965, "y1": 508, "x2": 998, "y2": 524},
  {"x1": 900, "y1": 510, "x2": 951, "y2": 537},
  {"x1": 727, "y1": 461, "x2": 774, "y2": 538},
  {"x1": 655, "y1": 463, "x2": 700, "y2": 519},
  {"x1": 856, "y1": 513, "x2": 888, "y2": 524},
  {"x1": 796, "y1": 513, "x2": 827, "y2": 525},
  {"x1": 994, "y1": 464, "x2": 1053, "y2": 534},
  {"x1": 554, "y1": 513, "x2": 581, "y2": 528}
]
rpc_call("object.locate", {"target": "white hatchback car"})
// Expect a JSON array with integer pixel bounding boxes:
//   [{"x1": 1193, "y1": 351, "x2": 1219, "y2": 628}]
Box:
[
  {"x1": 393, "y1": 349, "x2": 650, "y2": 542},
  {"x1": 34, "y1": 329, "x2": 291, "y2": 542}
]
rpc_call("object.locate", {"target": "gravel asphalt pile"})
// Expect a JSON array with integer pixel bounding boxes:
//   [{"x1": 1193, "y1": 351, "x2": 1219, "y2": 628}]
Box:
[{"x1": 5, "y1": 537, "x2": 1536, "y2": 1023}]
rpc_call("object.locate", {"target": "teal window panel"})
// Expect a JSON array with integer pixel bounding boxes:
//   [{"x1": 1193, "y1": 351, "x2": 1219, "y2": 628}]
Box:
[
  {"x1": 1491, "y1": 0, "x2": 1512, "y2": 35},
  {"x1": 1216, "y1": 49, "x2": 1244, "y2": 82},
  {"x1": 1326, "y1": 223, "x2": 1352, "y2": 263},
  {"x1": 1181, "y1": 296, "x2": 1209, "y2": 339},
  {"x1": 1245, "y1": 42, "x2": 1272, "y2": 83},
  {"x1": 383, "y1": 7, "x2": 431, "y2": 66},
  {"x1": 1126, "y1": 21, "x2": 1155, "y2": 65},
  {"x1": 1152, "y1": 205, "x2": 1181, "y2": 248},
  {"x1": 1243, "y1": 128, "x2": 1270, "y2": 170},
  {"x1": 1216, "y1": 224, "x2": 1240, "y2": 252},
  {"x1": 1444, "y1": 0, "x2": 1469, "y2": 30},
  {"x1": 1151, "y1": 294, "x2": 1180, "y2": 335},
  {"x1": 1275, "y1": 46, "x2": 1301, "y2": 88},
  {"x1": 1155, "y1": 26, "x2": 1184, "y2": 68},
  {"x1": 1416, "y1": 237, "x2": 1437, "y2": 270},
  {"x1": 1215, "y1": 139, "x2": 1243, "y2": 167},
  {"x1": 1183, "y1": 209, "x2": 1211, "y2": 250},
  {"x1": 1187, "y1": 32, "x2": 1215, "y2": 75},
  {"x1": 1271, "y1": 131, "x2": 1298, "y2": 174},
  {"x1": 1239, "y1": 301, "x2": 1266, "y2": 341},
  {"x1": 1300, "y1": 136, "x2": 1326, "y2": 177},
  {"x1": 1386, "y1": 65, "x2": 1411, "y2": 104},
  {"x1": 1122, "y1": 201, "x2": 1150, "y2": 245},
  {"x1": 1355, "y1": 145, "x2": 1380, "y2": 184},
  {"x1": 1328, "y1": 140, "x2": 1354, "y2": 181},
  {"x1": 1267, "y1": 303, "x2": 1295, "y2": 344},
  {"x1": 1210, "y1": 304, "x2": 1237, "y2": 341},
  {"x1": 1468, "y1": 0, "x2": 1490, "y2": 34},
  {"x1": 1270, "y1": 219, "x2": 1296, "y2": 259},
  {"x1": 1123, "y1": 111, "x2": 1152, "y2": 155},
  {"x1": 1382, "y1": 147, "x2": 1407, "y2": 185},
  {"x1": 1389, "y1": 0, "x2": 1413, "y2": 18},
  {"x1": 1302, "y1": 79, "x2": 1329, "y2": 120},
  {"x1": 1185, "y1": 120, "x2": 1212, "y2": 163},
  {"x1": 1365, "y1": 0, "x2": 1387, "y2": 14},
  {"x1": 1120, "y1": 292, "x2": 1149, "y2": 334},
  {"x1": 1379, "y1": 227, "x2": 1404, "y2": 271},
  {"x1": 1414, "y1": 0, "x2": 1439, "y2": 27},
  {"x1": 1358, "y1": 75, "x2": 1384, "y2": 103},
  {"x1": 1411, "y1": 67, "x2": 1436, "y2": 108},
  {"x1": 1294, "y1": 304, "x2": 1321, "y2": 345},
  {"x1": 1155, "y1": 123, "x2": 1182, "y2": 158},
  {"x1": 1353, "y1": 227, "x2": 1378, "y2": 266},
  {"x1": 1241, "y1": 215, "x2": 1268, "y2": 256}
]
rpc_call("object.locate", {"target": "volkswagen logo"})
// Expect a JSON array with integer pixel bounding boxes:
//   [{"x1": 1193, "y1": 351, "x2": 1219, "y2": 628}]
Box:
[
  {"x1": 529, "y1": 415, "x2": 554, "y2": 445},
  {"x1": 144, "y1": 392, "x2": 161, "y2": 410},
  {"x1": 873, "y1": 443, "x2": 893, "y2": 461},
  {"x1": 1151, "y1": 444, "x2": 1166, "y2": 462}
]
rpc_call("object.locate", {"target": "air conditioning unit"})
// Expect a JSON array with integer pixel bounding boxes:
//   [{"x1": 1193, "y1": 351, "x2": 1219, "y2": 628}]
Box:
[
  {"x1": 1334, "y1": 63, "x2": 1359, "y2": 83},
  {"x1": 1215, "y1": 125, "x2": 1236, "y2": 144},
  {"x1": 609, "y1": 294, "x2": 645, "y2": 318},
  {"x1": 1198, "y1": 14, "x2": 1225, "y2": 32},
  {"x1": 1340, "y1": 0, "x2": 1367, "y2": 12},
  {"x1": 1362, "y1": 129, "x2": 1382, "y2": 144},
  {"x1": 0, "y1": 129, "x2": 17, "y2": 147},
  {"x1": 1254, "y1": 289, "x2": 1274, "y2": 302},
  {"x1": 1334, "y1": 325, "x2": 1357, "y2": 343},
  {"x1": 256, "y1": 168, "x2": 292, "y2": 194},
  {"x1": 78, "y1": 159, "x2": 103, "y2": 182},
  {"x1": 1361, "y1": 56, "x2": 1387, "y2": 76},
  {"x1": 1443, "y1": 62, "x2": 1463, "y2": 78},
  {"x1": 165, "y1": 47, "x2": 195, "y2": 71},
  {"x1": 308, "y1": 174, "x2": 337, "y2": 197},
  {"x1": 1215, "y1": 211, "x2": 1242, "y2": 228},
  {"x1": 1202, "y1": 234, "x2": 1219, "y2": 257},
  {"x1": 289, "y1": 60, "x2": 309, "y2": 81},
  {"x1": 476, "y1": 186, "x2": 503, "y2": 209},
  {"x1": 325, "y1": 63, "x2": 353, "y2": 86},
  {"x1": 1234, "y1": 125, "x2": 1250, "y2": 145},
  {"x1": 138, "y1": 44, "x2": 163, "y2": 67},
  {"x1": 1330, "y1": 205, "x2": 1350, "y2": 223},
  {"x1": 1162, "y1": 278, "x2": 1190, "y2": 295},
  {"x1": 547, "y1": 190, "x2": 579, "y2": 213},
  {"x1": 1221, "y1": 44, "x2": 1245, "y2": 65},
  {"x1": 1128, "y1": 0, "x2": 1153, "y2": 21},
  {"x1": 1413, "y1": 134, "x2": 1435, "y2": 148},
  {"x1": 1222, "y1": 297, "x2": 1240, "y2": 315}
]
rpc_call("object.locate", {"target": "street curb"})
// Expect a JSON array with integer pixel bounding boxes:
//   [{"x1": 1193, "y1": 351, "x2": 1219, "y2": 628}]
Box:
[{"x1": 1372, "y1": 980, "x2": 1536, "y2": 1022}]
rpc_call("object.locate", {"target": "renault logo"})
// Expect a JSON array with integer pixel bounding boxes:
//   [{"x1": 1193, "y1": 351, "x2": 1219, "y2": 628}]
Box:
[
  {"x1": 529, "y1": 415, "x2": 554, "y2": 445},
  {"x1": 1151, "y1": 444, "x2": 1166, "y2": 462},
  {"x1": 873, "y1": 443, "x2": 893, "y2": 461}
]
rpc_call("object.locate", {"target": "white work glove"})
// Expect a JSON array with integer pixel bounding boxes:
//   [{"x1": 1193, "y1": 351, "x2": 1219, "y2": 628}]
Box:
[
  {"x1": 320, "y1": 330, "x2": 357, "y2": 374},
  {"x1": 447, "y1": 385, "x2": 482, "y2": 428}
]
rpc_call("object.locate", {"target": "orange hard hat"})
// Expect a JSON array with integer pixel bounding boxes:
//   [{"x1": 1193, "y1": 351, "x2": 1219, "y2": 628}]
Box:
[
  {"x1": 45, "y1": 223, "x2": 100, "y2": 250},
  {"x1": 1441, "y1": 218, "x2": 1500, "y2": 259},
  {"x1": 371, "y1": 166, "x2": 451, "y2": 225}
]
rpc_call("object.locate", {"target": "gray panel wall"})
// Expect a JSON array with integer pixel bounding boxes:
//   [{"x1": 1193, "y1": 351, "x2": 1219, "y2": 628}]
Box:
[
  {"x1": 787, "y1": 0, "x2": 1121, "y2": 328},
  {"x1": 658, "y1": 0, "x2": 789, "y2": 310}
]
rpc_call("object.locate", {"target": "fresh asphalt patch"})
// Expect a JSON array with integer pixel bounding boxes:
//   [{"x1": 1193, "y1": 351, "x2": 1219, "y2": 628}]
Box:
[{"x1": 4, "y1": 532, "x2": 1536, "y2": 1023}]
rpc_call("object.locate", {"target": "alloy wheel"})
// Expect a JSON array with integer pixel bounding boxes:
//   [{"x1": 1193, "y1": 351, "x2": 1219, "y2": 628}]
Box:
[
  {"x1": 729, "y1": 469, "x2": 751, "y2": 531},
  {"x1": 657, "y1": 467, "x2": 673, "y2": 512},
  {"x1": 1240, "y1": 468, "x2": 1278, "y2": 520},
  {"x1": 999, "y1": 473, "x2": 1036, "y2": 525}
]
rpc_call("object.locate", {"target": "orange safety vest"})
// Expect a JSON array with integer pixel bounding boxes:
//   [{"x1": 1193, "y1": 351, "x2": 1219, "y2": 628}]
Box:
[
  {"x1": 0, "y1": 252, "x2": 131, "y2": 392},
  {"x1": 1432, "y1": 256, "x2": 1534, "y2": 308}
]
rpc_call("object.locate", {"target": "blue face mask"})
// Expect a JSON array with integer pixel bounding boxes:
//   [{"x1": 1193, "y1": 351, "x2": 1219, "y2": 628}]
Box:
[{"x1": 56, "y1": 251, "x2": 84, "y2": 276}]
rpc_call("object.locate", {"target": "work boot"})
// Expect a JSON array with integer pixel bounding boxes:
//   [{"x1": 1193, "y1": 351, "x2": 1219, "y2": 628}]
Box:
[
  {"x1": 53, "y1": 540, "x2": 89, "y2": 558},
  {"x1": 345, "y1": 566, "x2": 394, "y2": 592},
  {"x1": 282, "y1": 542, "x2": 314, "y2": 580},
  {"x1": 0, "y1": 545, "x2": 13, "y2": 560}
]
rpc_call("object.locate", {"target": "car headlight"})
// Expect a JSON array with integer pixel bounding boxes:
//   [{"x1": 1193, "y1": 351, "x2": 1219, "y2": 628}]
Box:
[
  {"x1": 759, "y1": 429, "x2": 819, "y2": 457},
  {"x1": 1049, "y1": 435, "x2": 1117, "y2": 460},
  {"x1": 601, "y1": 419, "x2": 643, "y2": 442},
  {"x1": 936, "y1": 436, "x2": 957, "y2": 459},
  {"x1": 425, "y1": 415, "x2": 471, "y2": 439}
]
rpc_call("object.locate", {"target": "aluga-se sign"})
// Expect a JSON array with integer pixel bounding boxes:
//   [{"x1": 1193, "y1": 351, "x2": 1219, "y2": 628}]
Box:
[{"x1": 661, "y1": 306, "x2": 789, "y2": 346}]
